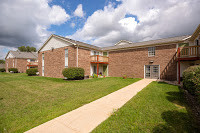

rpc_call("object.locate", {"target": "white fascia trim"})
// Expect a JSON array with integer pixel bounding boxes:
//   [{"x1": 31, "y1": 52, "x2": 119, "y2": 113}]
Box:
[
  {"x1": 182, "y1": 36, "x2": 191, "y2": 41},
  {"x1": 38, "y1": 34, "x2": 77, "y2": 52}
]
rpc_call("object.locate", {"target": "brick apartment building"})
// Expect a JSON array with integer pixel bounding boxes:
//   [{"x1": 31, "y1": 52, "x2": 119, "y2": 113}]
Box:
[
  {"x1": 5, "y1": 51, "x2": 38, "y2": 73},
  {"x1": 38, "y1": 24, "x2": 200, "y2": 83}
]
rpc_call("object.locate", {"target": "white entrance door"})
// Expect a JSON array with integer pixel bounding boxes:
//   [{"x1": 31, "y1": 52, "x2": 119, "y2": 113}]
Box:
[{"x1": 145, "y1": 65, "x2": 159, "y2": 79}]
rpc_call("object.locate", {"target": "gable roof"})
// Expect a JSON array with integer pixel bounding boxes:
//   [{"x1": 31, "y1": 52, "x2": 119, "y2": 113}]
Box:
[
  {"x1": 189, "y1": 24, "x2": 200, "y2": 41},
  {"x1": 38, "y1": 34, "x2": 101, "y2": 52},
  {"x1": 39, "y1": 34, "x2": 191, "y2": 52},
  {"x1": 5, "y1": 51, "x2": 38, "y2": 59},
  {"x1": 102, "y1": 35, "x2": 191, "y2": 51}
]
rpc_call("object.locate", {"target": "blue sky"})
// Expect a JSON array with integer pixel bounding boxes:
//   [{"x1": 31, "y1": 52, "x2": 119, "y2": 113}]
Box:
[
  {"x1": 48, "y1": 0, "x2": 122, "y2": 37},
  {"x1": 0, "y1": 0, "x2": 200, "y2": 59}
]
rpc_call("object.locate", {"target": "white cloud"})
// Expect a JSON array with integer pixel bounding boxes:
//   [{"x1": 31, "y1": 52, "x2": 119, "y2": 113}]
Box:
[
  {"x1": 70, "y1": 23, "x2": 76, "y2": 28},
  {"x1": 48, "y1": 5, "x2": 70, "y2": 25},
  {"x1": 0, "y1": 46, "x2": 17, "y2": 59},
  {"x1": 0, "y1": 0, "x2": 70, "y2": 58},
  {"x1": 69, "y1": 0, "x2": 200, "y2": 47},
  {"x1": 74, "y1": 4, "x2": 85, "y2": 18}
]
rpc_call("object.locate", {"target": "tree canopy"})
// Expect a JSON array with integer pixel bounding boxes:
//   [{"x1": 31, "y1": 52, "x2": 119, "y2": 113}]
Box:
[
  {"x1": 18, "y1": 46, "x2": 36, "y2": 52},
  {"x1": 0, "y1": 60, "x2": 5, "y2": 64}
]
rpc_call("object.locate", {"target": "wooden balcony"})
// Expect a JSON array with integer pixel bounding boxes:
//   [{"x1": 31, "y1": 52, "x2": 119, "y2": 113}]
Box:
[
  {"x1": 91, "y1": 55, "x2": 109, "y2": 64},
  {"x1": 177, "y1": 46, "x2": 200, "y2": 61},
  {"x1": 27, "y1": 62, "x2": 38, "y2": 66}
]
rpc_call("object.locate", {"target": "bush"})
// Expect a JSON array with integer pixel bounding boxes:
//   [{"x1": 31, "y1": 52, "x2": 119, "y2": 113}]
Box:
[
  {"x1": 93, "y1": 74, "x2": 98, "y2": 78},
  {"x1": 0, "y1": 68, "x2": 6, "y2": 72},
  {"x1": 62, "y1": 67, "x2": 84, "y2": 80},
  {"x1": 8, "y1": 68, "x2": 18, "y2": 73},
  {"x1": 26, "y1": 68, "x2": 38, "y2": 76},
  {"x1": 183, "y1": 65, "x2": 200, "y2": 100}
]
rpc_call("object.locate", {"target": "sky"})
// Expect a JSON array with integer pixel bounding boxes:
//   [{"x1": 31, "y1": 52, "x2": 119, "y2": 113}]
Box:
[{"x1": 0, "y1": 0, "x2": 200, "y2": 59}]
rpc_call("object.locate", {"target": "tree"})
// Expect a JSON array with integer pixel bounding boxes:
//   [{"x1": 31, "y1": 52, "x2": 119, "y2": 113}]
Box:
[
  {"x1": 26, "y1": 46, "x2": 31, "y2": 52},
  {"x1": 18, "y1": 46, "x2": 26, "y2": 52},
  {"x1": 0, "y1": 60, "x2": 5, "y2": 64},
  {"x1": 30, "y1": 47, "x2": 36, "y2": 52},
  {"x1": 18, "y1": 46, "x2": 37, "y2": 52}
]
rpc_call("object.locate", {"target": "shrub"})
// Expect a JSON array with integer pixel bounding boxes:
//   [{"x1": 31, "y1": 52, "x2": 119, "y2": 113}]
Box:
[
  {"x1": 0, "y1": 68, "x2": 6, "y2": 72},
  {"x1": 26, "y1": 68, "x2": 38, "y2": 76},
  {"x1": 62, "y1": 67, "x2": 84, "y2": 80},
  {"x1": 93, "y1": 74, "x2": 98, "y2": 78},
  {"x1": 183, "y1": 65, "x2": 200, "y2": 100},
  {"x1": 8, "y1": 68, "x2": 18, "y2": 73}
]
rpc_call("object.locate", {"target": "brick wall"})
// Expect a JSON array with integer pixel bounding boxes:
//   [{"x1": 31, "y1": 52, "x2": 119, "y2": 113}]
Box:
[
  {"x1": 78, "y1": 47, "x2": 91, "y2": 76},
  {"x1": 109, "y1": 44, "x2": 177, "y2": 81},
  {"x1": 16, "y1": 59, "x2": 28, "y2": 73},
  {"x1": 5, "y1": 58, "x2": 14, "y2": 72},
  {"x1": 38, "y1": 46, "x2": 77, "y2": 78},
  {"x1": 5, "y1": 58, "x2": 27, "y2": 73}
]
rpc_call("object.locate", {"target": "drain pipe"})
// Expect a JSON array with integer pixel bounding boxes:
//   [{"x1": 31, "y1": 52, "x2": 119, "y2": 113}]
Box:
[{"x1": 76, "y1": 46, "x2": 79, "y2": 67}]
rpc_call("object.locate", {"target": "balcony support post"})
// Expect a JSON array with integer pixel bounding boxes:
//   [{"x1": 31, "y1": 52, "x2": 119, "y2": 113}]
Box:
[{"x1": 97, "y1": 63, "x2": 99, "y2": 76}]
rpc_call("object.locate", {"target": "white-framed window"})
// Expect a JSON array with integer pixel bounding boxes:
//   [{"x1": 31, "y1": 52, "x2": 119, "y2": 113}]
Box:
[
  {"x1": 65, "y1": 49, "x2": 68, "y2": 68},
  {"x1": 148, "y1": 47, "x2": 155, "y2": 57}
]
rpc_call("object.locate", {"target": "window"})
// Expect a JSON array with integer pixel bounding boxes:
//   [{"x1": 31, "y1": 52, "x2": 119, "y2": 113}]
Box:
[
  {"x1": 65, "y1": 49, "x2": 68, "y2": 68},
  {"x1": 103, "y1": 52, "x2": 108, "y2": 56},
  {"x1": 148, "y1": 47, "x2": 155, "y2": 57},
  {"x1": 94, "y1": 51, "x2": 99, "y2": 55}
]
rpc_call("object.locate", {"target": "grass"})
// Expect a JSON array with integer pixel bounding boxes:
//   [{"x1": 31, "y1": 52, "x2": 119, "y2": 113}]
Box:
[
  {"x1": 92, "y1": 81, "x2": 198, "y2": 133},
  {"x1": 0, "y1": 72, "x2": 140, "y2": 132}
]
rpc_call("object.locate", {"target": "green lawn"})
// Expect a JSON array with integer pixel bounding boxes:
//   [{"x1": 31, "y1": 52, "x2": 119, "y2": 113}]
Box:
[
  {"x1": 92, "y1": 82, "x2": 198, "y2": 133},
  {"x1": 0, "y1": 73, "x2": 140, "y2": 133}
]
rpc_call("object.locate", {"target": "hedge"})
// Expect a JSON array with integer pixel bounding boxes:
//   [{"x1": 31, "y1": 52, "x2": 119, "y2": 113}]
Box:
[
  {"x1": 183, "y1": 65, "x2": 200, "y2": 102},
  {"x1": 0, "y1": 68, "x2": 6, "y2": 72},
  {"x1": 26, "y1": 68, "x2": 38, "y2": 76},
  {"x1": 62, "y1": 67, "x2": 84, "y2": 80},
  {"x1": 8, "y1": 68, "x2": 18, "y2": 73}
]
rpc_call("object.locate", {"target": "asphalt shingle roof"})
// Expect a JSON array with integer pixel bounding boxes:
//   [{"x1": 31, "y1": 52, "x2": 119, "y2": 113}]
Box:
[
  {"x1": 53, "y1": 34, "x2": 101, "y2": 50},
  {"x1": 101, "y1": 35, "x2": 191, "y2": 51},
  {"x1": 9, "y1": 51, "x2": 38, "y2": 59}
]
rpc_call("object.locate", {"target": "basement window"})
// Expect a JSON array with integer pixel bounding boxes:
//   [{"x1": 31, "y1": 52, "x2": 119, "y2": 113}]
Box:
[{"x1": 148, "y1": 47, "x2": 155, "y2": 57}]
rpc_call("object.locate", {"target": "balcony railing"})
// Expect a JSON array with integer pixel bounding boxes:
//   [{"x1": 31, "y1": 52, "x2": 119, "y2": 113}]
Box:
[
  {"x1": 177, "y1": 46, "x2": 200, "y2": 59},
  {"x1": 27, "y1": 62, "x2": 38, "y2": 66},
  {"x1": 91, "y1": 55, "x2": 109, "y2": 63}
]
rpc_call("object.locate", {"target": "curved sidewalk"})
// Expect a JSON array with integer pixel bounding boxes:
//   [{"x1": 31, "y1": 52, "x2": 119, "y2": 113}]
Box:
[{"x1": 25, "y1": 79, "x2": 155, "y2": 133}]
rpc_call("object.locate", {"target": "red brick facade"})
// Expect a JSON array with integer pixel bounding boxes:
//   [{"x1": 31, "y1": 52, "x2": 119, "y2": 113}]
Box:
[
  {"x1": 6, "y1": 58, "x2": 28, "y2": 73},
  {"x1": 38, "y1": 46, "x2": 76, "y2": 78},
  {"x1": 77, "y1": 48, "x2": 91, "y2": 76},
  {"x1": 38, "y1": 38, "x2": 178, "y2": 81},
  {"x1": 109, "y1": 44, "x2": 177, "y2": 81},
  {"x1": 38, "y1": 46, "x2": 92, "y2": 78}
]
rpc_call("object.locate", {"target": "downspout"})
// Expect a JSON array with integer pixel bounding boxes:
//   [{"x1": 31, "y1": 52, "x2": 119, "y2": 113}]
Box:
[{"x1": 77, "y1": 46, "x2": 79, "y2": 67}]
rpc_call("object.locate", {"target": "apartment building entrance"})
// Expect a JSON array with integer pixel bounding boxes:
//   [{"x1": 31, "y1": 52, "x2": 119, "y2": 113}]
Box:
[{"x1": 145, "y1": 65, "x2": 159, "y2": 79}]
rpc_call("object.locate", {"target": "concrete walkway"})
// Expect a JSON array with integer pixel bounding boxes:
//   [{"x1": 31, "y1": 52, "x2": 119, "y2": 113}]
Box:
[{"x1": 25, "y1": 79, "x2": 155, "y2": 133}]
